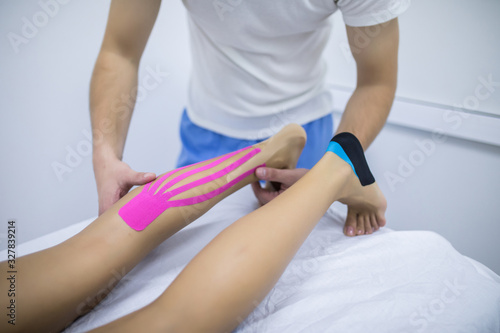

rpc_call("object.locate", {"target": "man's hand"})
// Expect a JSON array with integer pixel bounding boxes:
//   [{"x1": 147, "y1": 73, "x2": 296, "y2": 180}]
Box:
[
  {"x1": 94, "y1": 158, "x2": 156, "y2": 215},
  {"x1": 251, "y1": 167, "x2": 308, "y2": 205},
  {"x1": 90, "y1": 0, "x2": 161, "y2": 215}
]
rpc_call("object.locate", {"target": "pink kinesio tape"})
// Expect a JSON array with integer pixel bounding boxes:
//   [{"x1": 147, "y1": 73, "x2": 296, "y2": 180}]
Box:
[{"x1": 119, "y1": 146, "x2": 264, "y2": 231}]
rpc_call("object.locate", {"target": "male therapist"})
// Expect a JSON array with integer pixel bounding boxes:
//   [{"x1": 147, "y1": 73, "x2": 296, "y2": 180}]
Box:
[{"x1": 90, "y1": 0, "x2": 410, "y2": 236}]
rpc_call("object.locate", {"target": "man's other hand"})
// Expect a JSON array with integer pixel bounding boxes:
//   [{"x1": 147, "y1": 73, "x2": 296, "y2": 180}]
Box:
[
  {"x1": 251, "y1": 167, "x2": 308, "y2": 205},
  {"x1": 94, "y1": 159, "x2": 156, "y2": 215}
]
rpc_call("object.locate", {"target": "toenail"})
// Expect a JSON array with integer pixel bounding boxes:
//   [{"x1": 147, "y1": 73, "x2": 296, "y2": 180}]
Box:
[
  {"x1": 347, "y1": 227, "x2": 354, "y2": 236},
  {"x1": 357, "y1": 229, "x2": 363, "y2": 235}
]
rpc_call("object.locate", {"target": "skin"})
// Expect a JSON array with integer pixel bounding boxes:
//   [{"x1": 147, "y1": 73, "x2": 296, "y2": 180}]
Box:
[
  {"x1": 90, "y1": 1, "x2": 399, "y2": 239},
  {"x1": 0, "y1": 124, "x2": 386, "y2": 332},
  {"x1": 253, "y1": 19, "x2": 399, "y2": 237},
  {"x1": 90, "y1": 0, "x2": 161, "y2": 215},
  {"x1": 0, "y1": 124, "x2": 306, "y2": 333},
  {"x1": 92, "y1": 152, "x2": 386, "y2": 333}
]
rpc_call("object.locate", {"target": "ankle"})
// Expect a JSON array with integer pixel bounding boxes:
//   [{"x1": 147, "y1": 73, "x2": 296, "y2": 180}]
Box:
[
  {"x1": 316, "y1": 152, "x2": 354, "y2": 201},
  {"x1": 328, "y1": 132, "x2": 375, "y2": 186}
]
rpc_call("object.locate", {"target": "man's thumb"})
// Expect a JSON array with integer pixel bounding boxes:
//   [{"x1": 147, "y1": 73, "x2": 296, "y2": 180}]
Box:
[
  {"x1": 255, "y1": 167, "x2": 286, "y2": 182},
  {"x1": 255, "y1": 167, "x2": 271, "y2": 180},
  {"x1": 131, "y1": 171, "x2": 157, "y2": 185},
  {"x1": 255, "y1": 167, "x2": 307, "y2": 187}
]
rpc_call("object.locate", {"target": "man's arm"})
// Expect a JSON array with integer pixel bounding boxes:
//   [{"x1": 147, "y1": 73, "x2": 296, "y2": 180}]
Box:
[
  {"x1": 253, "y1": 18, "x2": 400, "y2": 203},
  {"x1": 335, "y1": 18, "x2": 399, "y2": 150},
  {"x1": 91, "y1": 0, "x2": 161, "y2": 214}
]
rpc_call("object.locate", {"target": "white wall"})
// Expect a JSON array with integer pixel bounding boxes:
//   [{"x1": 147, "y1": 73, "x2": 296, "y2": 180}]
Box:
[
  {"x1": 326, "y1": 0, "x2": 500, "y2": 274},
  {"x1": 0, "y1": 0, "x2": 189, "y2": 246},
  {"x1": 327, "y1": 0, "x2": 500, "y2": 117},
  {"x1": 1, "y1": 1, "x2": 499, "y2": 274}
]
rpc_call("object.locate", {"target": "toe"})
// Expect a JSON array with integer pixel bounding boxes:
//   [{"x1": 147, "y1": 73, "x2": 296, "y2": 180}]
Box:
[
  {"x1": 376, "y1": 212, "x2": 387, "y2": 228},
  {"x1": 344, "y1": 211, "x2": 357, "y2": 237},
  {"x1": 356, "y1": 216, "x2": 365, "y2": 235},
  {"x1": 370, "y1": 214, "x2": 379, "y2": 231},
  {"x1": 364, "y1": 217, "x2": 372, "y2": 234}
]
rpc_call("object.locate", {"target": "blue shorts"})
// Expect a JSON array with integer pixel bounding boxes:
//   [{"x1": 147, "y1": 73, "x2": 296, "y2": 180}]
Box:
[{"x1": 176, "y1": 109, "x2": 333, "y2": 169}]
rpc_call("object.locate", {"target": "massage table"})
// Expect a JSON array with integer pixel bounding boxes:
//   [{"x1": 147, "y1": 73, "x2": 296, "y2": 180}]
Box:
[{"x1": 3, "y1": 187, "x2": 499, "y2": 332}]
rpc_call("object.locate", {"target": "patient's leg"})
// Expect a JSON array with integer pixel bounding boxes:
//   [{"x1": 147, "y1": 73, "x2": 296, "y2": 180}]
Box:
[
  {"x1": 90, "y1": 134, "x2": 387, "y2": 333},
  {"x1": 0, "y1": 124, "x2": 306, "y2": 333}
]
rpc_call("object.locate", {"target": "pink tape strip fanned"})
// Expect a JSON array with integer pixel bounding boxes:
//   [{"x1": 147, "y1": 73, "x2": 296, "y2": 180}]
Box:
[{"x1": 119, "y1": 146, "x2": 264, "y2": 231}]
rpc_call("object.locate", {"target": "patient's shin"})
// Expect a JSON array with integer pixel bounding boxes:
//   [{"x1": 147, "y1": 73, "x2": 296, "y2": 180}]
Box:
[{"x1": 119, "y1": 146, "x2": 264, "y2": 231}]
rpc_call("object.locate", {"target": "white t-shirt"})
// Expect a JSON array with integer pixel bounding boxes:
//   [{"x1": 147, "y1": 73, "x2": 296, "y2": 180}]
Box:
[{"x1": 181, "y1": 0, "x2": 410, "y2": 139}]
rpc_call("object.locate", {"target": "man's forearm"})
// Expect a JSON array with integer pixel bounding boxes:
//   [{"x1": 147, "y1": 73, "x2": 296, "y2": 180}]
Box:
[
  {"x1": 90, "y1": 50, "x2": 140, "y2": 162},
  {"x1": 335, "y1": 83, "x2": 396, "y2": 151}
]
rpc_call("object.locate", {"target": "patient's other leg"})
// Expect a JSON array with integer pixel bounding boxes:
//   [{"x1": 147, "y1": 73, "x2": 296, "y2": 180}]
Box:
[
  {"x1": 0, "y1": 124, "x2": 306, "y2": 333},
  {"x1": 325, "y1": 132, "x2": 386, "y2": 237},
  {"x1": 91, "y1": 133, "x2": 387, "y2": 333}
]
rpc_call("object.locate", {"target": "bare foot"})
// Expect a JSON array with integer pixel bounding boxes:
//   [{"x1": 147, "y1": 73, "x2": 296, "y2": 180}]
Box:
[
  {"x1": 249, "y1": 123, "x2": 307, "y2": 171},
  {"x1": 331, "y1": 155, "x2": 387, "y2": 237}
]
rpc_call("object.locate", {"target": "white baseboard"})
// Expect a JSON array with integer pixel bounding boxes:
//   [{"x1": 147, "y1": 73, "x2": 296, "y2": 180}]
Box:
[{"x1": 329, "y1": 85, "x2": 500, "y2": 147}]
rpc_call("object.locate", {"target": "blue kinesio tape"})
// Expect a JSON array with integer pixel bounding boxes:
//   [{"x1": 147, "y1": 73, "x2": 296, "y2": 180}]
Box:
[
  {"x1": 326, "y1": 133, "x2": 375, "y2": 186},
  {"x1": 327, "y1": 141, "x2": 359, "y2": 179}
]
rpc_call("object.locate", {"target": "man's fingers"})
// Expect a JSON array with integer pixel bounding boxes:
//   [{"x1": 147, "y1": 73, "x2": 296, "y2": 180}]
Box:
[
  {"x1": 137, "y1": 172, "x2": 157, "y2": 184},
  {"x1": 126, "y1": 171, "x2": 157, "y2": 186},
  {"x1": 255, "y1": 167, "x2": 307, "y2": 187},
  {"x1": 99, "y1": 169, "x2": 156, "y2": 216},
  {"x1": 251, "y1": 181, "x2": 279, "y2": 205},
  {"x1": 255, "y1": 167, "x2": 291, "y2": 184}
]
